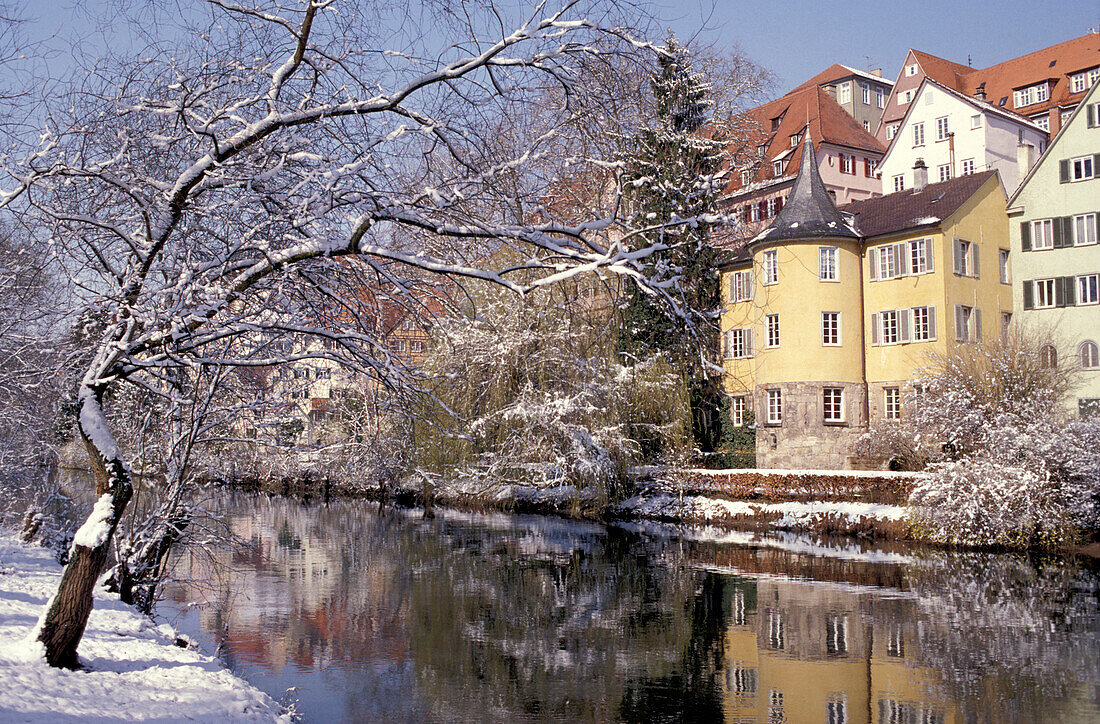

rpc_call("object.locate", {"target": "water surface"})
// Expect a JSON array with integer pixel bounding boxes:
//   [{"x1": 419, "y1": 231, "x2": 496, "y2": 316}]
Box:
[{"x1": 162, "y1": 491, "x2": 1100, "y2": 723}]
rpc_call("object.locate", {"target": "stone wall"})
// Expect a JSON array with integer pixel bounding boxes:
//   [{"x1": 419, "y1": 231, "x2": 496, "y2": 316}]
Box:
[{"x1": 754, "y1": 381, "x2": 868, "y2": 469}]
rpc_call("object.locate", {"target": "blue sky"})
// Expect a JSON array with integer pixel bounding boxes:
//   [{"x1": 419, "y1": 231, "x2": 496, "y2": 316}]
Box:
[{"x1": 657, "y1": 0, "x2": 1100, "y2": 97}]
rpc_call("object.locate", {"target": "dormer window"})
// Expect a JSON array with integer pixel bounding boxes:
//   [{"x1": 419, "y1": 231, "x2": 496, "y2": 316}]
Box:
[
  {"x1": 773, "y1": 160, "x2": 783, "y2": 176},
  {"x1": 771, "y1": 117, "x2": 781, "y2": 131},
  {"x1": 1013, "y1": 83, "x2": 1049, "y2": 108},
  {"x1": 1071, "y1": 67, "x2": 1100, "y2": 94},
  {"x1": 790, "y1": 134, "x2": 800, "y2": 148},
  {"x1": 741, "y1": 170, "x2": 752, "y2": 186}
]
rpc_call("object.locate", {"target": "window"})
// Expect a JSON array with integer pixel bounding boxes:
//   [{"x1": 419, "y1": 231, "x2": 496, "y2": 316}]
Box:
[
  {"x1": 880, "y1": 309, "x2": 899, "y2": 344},
  {"x1": 819, "y1": 246, "x2": 838, "y2": 281},
  {"x1": 729, "y1": 269, "x2": 753, "y2": 302},
  {"x1": 970, "y1": 114, "x2": 982, "y2": 129},
  {"x1": 877, "y1": 244, "x2": 897, "y2": 278},
  {"x1": 911, "y1": 305, "x2": 936, "y2": 341},
  {"x1": 938, "y1": 163, "x2": 951, "y2": 182},
  {"x1": 1041, "y1": 344, "x2": 1058, "y2": 369},
  {"x1": 1071, "y1": 70, "x2": 1092, "y2": 93},
  {"x1": 762, "y1": 249, "x2": 778, "y2": 285},
  {"x1": 790, "y1": 134, "x2": 800, "y2": 148},
  {"x1": 1082, "y1": 398, "x2": 1100, "y2": 418},
  {"x1": 913, "y1": 122, "x2": 925, "y2": 146},
  {"x1": 1090, "y1": 67, "x2": 1100, "y2": 87},
  {"x1": 826, "y1": 614, "x2": 848, "y2": 654},
  {"x1": 773, "y1": 160, "x2": 783, "y2": 176},
  {"x1": 865, "y1": 158, "x2": 876, "y2": 176},
  {"x1": 1001, "y1": 311, "x2": 1013, "y2": 339},
  {"x1": 731, "y1": 396, "x2": 746, "y2": 426},
  {"x1": 884, "y1": 387, "x2": 901, "y2": 420},
  {"x1": 767, "y1": 197, "x2": 777, "y2": 216},
  {"x1": 1080, "y1": 274, "x2": 1099, "y2": 304},
  {"x1": 766, "y1": 314, "x2": 780, "y2": 348},
  {"x1": 1035, "y1": 116, "x2": 1049, "y2": 132},
  {"x1": 827, "y1": 699, "x2": 848, "y2": 724},
  {"x1": 823, "y1": 388, "x2": 844, "y2": 422},
  {"x1": 909, "y1": 238, "x2": 931, "y2": 274},
  {"x1": 767, "y1": 609, "x2": 785, "y2": 647},
  {"x1": 887, "y1": 624, "x2": 905, "y2": 657},
  {"x1": 741, "y1": 169, "x2": 751, "y2": 185},
  {"x1": 955, "y1": 304, "x2": 980, "y2": 342},
  {"x1": 905, "y1": 64, "x2": 918, "y2": 76},
  {"x1": 1034, "y1": 278, "x2": 1057, "y2": 308},
  {"x1": 1030, "y1": 218, "x2": 1054, "y2": 249},
  {"x1": 935, "y1": 116, "x2": 950, "y2": 141},
  {"x1": 999, "y1": 249, "x2": 1010, "y2": 284},
  {"x1": 876, "y1": 88, "x2": 885, "y2": 108},
  {"x1": 1064, "y1": 155, "x2": 1095, "y2": 182},
  {"x1": 822, "y1": 311, "x2": 841, "y2": 346},
  {"x1": 725, "y1": 328, "x2": 754, "y2": 359},
  {"x1": 766, "y1": 390, "x2": 783, "y2": 425},
  {"x1": 839, "y1": 153, "x2": 854, "y2": 174},
  {"x1": 1074, "y1": 213, "x2": 1098, "y2": 245},
  {"x1": 728, "y1": 666, "x2": 757, "y2": 695},
  {"x1": 838, "y1": 82, "x2": 851, "y2": 104},
  {"x1": 860, "y1": 83, "x2": 870, "y2": 105},
  {"x1": 1080, "y1": 341, "x2": 1099, "y2": 369},
  {"x1": 961, "y1": 158, "x2": 975, "y2": 175},
  {"x1": 892, "y1": 174, "x2": 904, "y2": 192},
  {"x1": 953, "y1": 238, "x2": 978, "y2": 277},
  {"x1": 1014, "y1": 84, "x2": 1048, "y2": 107},
  {"x1": 886, "y1": 124, "x2": 897, "y2": 140}
]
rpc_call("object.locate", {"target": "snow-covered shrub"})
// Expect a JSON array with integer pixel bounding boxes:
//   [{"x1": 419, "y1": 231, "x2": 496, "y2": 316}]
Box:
[
  {"x1": 414, "y1": 286, "x2": 691, "y2": 503},
  {"x1": 897, "y1": 328, "x2": 1099, "y2": 547}
]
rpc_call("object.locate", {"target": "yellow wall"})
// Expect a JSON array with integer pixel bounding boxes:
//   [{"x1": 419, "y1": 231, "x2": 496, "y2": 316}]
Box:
[{"x1": 862, "y1": 175, "x2": 1012, "y2": 384}]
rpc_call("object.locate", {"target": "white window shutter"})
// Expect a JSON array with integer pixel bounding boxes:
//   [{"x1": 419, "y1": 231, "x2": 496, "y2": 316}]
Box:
[
  {"x1": 896, "y1": 243, "x2": 910, "y2": 276},
  {"x1": 746, "y1": 271, "x2": 754, "y2": 300},
  {"x1": 871, "y1": 312, "x2": 881, "y2": 345},
  {"x1": 924, "y1": 239, "x2": 934, "y2": 272},
  {"x1": 729, "y1": 275, "x2": 736, "y2": 301},
  {"x1": 973, "y1": 308, "x2": 982, "y2": 341},
  {"x1": 746, "y1": 328, "x2": 755, "y2": 357},
  {"x1": 868, "y1": 248, "x2": 878, "y2": 281},
  {"x1": 899, "y1": 308, "x2": 911, "y2": 342},
  {"x1": 953, "y1": 239, "x2": 963, "y2": 275},
  {"x1": 928, "y1": 306, "x2": 937, "y2": 340},
  {"x1": 971, "y1": 244, "x2": 980, "y2": 278},
  {"x1": 954, "y1": 305, "x2": 965, "y2": 341}
]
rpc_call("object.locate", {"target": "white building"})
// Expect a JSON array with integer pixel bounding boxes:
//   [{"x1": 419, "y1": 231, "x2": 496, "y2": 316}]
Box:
[
  {"x1": 877, "y1": 78, "x2": 1048, "y2": 196},
  {"x1": 1007, "y1": 82, "x2": 1100, "y2": 416}
]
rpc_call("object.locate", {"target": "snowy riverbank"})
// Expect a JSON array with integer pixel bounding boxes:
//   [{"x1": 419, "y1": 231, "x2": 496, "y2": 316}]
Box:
[{"x1": 0, "y1": 532, "x2": 289, "y2": 723}]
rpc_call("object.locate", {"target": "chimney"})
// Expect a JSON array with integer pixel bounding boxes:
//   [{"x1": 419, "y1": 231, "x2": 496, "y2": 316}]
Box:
[
  {"x1": 974, "y1": 83, "x2": 987, "y2": 102},
  {"x1": 1017, "y1": 142, "x2": 1038, "y2": 186},
  {"x1": 913, "y1": 158, "x2": 928, "y2": 192},
  {"x1": 1048, "y1": 107, "x2": 1061, "y2": 136},
  {"x1": 871, "y1": 68, "x2": 883, "y2": 77}
]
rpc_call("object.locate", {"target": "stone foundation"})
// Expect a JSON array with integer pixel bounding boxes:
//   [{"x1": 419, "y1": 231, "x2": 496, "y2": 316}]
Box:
[{"x1": 754, "y1": 381, "x2": 868, "y2": 469}]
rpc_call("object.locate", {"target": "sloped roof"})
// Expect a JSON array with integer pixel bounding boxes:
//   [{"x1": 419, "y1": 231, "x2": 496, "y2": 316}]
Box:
[
  {"x1": 752, "y1": 134, "x2": 859, "y2": 244},
  {"x1": 721, "y1": 85, "x2": 886, "y2": 197},
  {"x1": 838, "y1": 170, "x2": 997, "y2": 238},
  {"x1": 911, "y1": 50, "x2": 973, "y2": 91}
]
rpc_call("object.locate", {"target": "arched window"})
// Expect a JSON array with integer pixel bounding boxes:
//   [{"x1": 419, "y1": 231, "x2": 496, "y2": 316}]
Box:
[
  {"x1": 1040, "y1": 344, "x2": 1058, "y2": 369},
  {"x1": 1080, "y1": 340, "x2": 1099, "y2": 369}
]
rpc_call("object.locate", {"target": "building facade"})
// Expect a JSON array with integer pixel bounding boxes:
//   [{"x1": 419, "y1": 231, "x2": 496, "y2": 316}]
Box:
[
  {"x1": 1007, "y1": 82, "x2": 1100, "y2": 416},
  {"x1": 720, "y1": 136, "x2": 1012, "y2": 469},
  {"x1": 876, "y1": 78, "x2": 1048, "y2": 195}
]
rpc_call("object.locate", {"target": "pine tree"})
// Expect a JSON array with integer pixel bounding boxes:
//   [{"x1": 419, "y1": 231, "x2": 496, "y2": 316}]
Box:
[{"x1": 616, "y1": 33, "x2": 728, "y2": 454}]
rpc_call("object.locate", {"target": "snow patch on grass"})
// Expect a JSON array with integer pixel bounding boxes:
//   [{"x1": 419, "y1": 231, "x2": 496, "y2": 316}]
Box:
[{"x1": 0, "y1": 531, "x2": 288, "y2": 723}]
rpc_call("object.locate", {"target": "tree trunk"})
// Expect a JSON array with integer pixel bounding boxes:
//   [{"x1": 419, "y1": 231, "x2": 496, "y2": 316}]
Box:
[{"x1": 36, "y1": 388, "x2": 132, "y2": 669}]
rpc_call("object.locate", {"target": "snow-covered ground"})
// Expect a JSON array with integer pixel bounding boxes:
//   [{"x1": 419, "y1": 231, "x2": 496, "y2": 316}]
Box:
[{"x1": 0, "y1": 532, "x2": 288, "y2": 723}]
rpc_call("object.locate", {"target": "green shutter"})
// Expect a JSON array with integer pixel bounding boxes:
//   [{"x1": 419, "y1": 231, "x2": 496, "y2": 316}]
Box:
[
  {"x1": 1053, "y1": 218, "x2": 1065, "y2": 248},
  {"x1": 1021, "y1": 221, "x2": 1031, "y2": 251},
  {"x1": 1023, "y1": 280, "x2": 1034, "y2": 310},
  {"x1": 1055, "y1": 278, "x2": 1066, "y2": 307},
  {"x1": 1060, "y1": 159, "x2": 1070, "y2": 183},
  {"x1": 1063, "y1": 276, "x2": 1077, "y2": 306},
  {"x1": 1089, "y1": 104, "x2": 1099, "y2": 128}
]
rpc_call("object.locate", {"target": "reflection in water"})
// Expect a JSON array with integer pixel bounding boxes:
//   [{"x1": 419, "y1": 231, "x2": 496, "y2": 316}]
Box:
[{"x1": 162, "y1": 491, "x2": 1100, "y2": 723}]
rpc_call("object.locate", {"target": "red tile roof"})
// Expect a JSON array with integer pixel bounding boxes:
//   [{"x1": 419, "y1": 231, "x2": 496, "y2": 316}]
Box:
[{"x1": 720, "y1": 84, "x2": 885, "y2": 197}]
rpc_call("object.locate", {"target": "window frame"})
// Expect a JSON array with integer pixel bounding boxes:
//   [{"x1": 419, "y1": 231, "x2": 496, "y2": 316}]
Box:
[
  {"x1": 1080, "y1": 341, "x2": 1099, "y2": 370},
  {"x1": 912, "y1": 122, "x2": 925, "y2": 147},
  {"x1": 821, "y1": 311, "x2": 841, "y2": 346},
  {"x1": 935, "y1": 115, "x2": 950, "y2": 141},
  {"x1": 884, "y1": 387, "x2": 901, "y2": 420},
  {"x1": 766, "y1": 313, "x2": 780, "y2": 348},
  {"x1": 961, "y1": 158, "x2": 975, "y2": 175},
  {"x1": 766, "y1": 389, "x2": 783, "y2": 425},
  {"x1": 838, "y1": 82, "x2": 851, "y2": 104},
  {"x1": 823, "y1": 387, "x2": 845, "y2": 423},
  {"x1": 762, "y1": 249, "x2": 779, "y2": 285},
  {"x1": 861, "y1": 83, "x2": 870, "y2": 105},
  {"x1": 892, "y1": 174, "x2": 904, "y2": 192},
  {"x1": 1031, "y1": 218, "x2": 1054, "y2": 249},
  {"x1": 819, "y1": 246, "x2": 839, "y2": 281},
  {"x1": 1035, "y1": 278, "x2": 1057, "y2": 308},
  {"x1": 937, "y1": 163, "x2": 952, "y2": 182},
  {"x1": 731, "y1": 396, "x2": 746, "y2": 426},
  {"x1": 1079, "y1": 273, "x2": 1099, "y2": 305},
  {"x1": 1070, "y1": 155, "x2": 1095, "y2": 182},
  {"x1": 999, "y1": 249, "x2": 1010, "y2": 284},
  {"x1": 1073, "y1": 213, "x2": 1098, "y2": 245}
]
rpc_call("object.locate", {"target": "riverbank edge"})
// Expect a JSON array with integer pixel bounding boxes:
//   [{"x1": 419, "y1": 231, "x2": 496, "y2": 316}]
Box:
[
  {"x1": 214, "y1": 466, "x2": 1100, "y2": 556},
  {"x1": 0, "y1": 531, "x2": 291, "y2": 723}
]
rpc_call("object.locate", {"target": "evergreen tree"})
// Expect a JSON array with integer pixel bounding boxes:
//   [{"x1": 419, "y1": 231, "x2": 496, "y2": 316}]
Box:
[{"x1": 616, "y1": 33, "x2": 728, "y2": 453}]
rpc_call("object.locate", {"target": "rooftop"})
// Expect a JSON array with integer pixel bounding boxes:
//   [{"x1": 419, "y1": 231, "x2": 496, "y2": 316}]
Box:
[{"x1": 838, "y1": 170, "x2": 998, "y2": 238}]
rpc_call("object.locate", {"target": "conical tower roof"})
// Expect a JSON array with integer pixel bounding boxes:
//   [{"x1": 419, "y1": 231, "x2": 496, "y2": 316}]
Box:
[{"x1": 752, "y1": 133, "x2": 858, "y2": 245}]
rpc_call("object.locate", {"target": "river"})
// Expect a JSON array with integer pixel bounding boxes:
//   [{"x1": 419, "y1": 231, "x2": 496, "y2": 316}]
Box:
[{"x1": 159, "y1": 490, "x2": 1100, "y2": 723}]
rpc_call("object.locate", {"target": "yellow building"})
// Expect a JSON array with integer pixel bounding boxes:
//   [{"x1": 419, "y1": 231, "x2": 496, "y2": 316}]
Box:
[{"x1": 720, "y1": 137, "x2": 1012, "y2": 468}]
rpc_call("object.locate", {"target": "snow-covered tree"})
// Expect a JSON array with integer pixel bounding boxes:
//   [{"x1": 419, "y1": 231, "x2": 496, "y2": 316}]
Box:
[{"x1": 0, "y1": 1, "x2": 712, "y2": 668}]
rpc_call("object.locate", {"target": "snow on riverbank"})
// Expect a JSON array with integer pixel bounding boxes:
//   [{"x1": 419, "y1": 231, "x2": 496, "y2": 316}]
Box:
[{"x1": 0, "y1": 532, "x2": 288, "y2": 723}]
